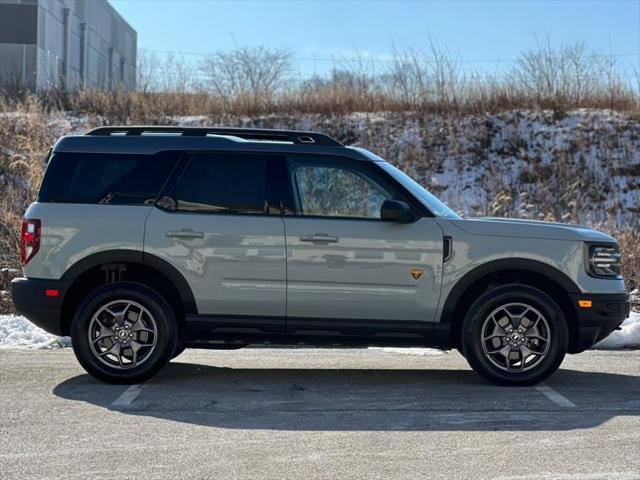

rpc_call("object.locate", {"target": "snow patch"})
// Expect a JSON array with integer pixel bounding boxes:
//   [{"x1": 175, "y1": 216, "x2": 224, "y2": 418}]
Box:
[
  {"x1": 0, "y1": 315, "x2": 71, "y2": 350},
  {"x1": 369, "y1": 347, "x2": 444, "y2": 356},
  {"x1": 593, "y1": 311, "x2": 640, "y2": 350}
]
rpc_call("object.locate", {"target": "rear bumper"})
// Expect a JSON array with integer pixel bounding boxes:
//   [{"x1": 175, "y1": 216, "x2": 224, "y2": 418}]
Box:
[
  {"x1": 570, "y1": 292, "x2": 630, "y2": 352},
  {"x1": 11, "y1": 277, "x2": 71, "y2": 336}
]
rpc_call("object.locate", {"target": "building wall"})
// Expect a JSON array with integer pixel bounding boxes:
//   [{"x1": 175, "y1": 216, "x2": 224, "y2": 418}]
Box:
[
  {"x1": 0, "y1": 0, "x2": 136, "y2": 92},
  {"x1": 0, "y1": 1, "x2": 39, "y2": 91}
]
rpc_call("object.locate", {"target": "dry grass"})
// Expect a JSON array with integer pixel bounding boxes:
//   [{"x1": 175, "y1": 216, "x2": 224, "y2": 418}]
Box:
[
  {"x1": 618, "y1": 231, "x2": 640, "y2": 296},
  {"x1": 2, "y1": 41, "x2": 638, "y2": 119},
  {"x1": 0, "y1": 97, "x2": 54, "y2": 269},
  {"x1": 16, "y1": 81, "x2": 635, "y2": 121}
]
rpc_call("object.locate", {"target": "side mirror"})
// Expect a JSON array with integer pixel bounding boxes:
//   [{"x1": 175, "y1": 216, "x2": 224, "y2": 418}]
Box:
[{"x1": 380, "y1": 199, "x2": 414, "y2": 223}]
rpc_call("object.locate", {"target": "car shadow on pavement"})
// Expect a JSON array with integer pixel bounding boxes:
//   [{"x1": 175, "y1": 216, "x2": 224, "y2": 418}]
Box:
[{"x1": 53, "y1": 362, "x2": 640, "y2": 432}]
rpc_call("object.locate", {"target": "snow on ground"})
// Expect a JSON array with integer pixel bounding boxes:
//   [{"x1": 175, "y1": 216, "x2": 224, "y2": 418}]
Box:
[
  {"x1": 0, "y1": 315, "x2": 70, "y2": 350},
  {"x1": 593, "y1": 311, "x2": 640, "y2": 350},
  {"x1": 369, "y1": 347, "x2": 444, "y2": 356},
  {"x1": 2, "y1": 312, "x2": 638, "y2": 351}
]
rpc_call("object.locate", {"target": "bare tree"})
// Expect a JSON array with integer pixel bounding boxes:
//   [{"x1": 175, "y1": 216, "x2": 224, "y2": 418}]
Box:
[
  {"x1": 511, "y1": 36, "x2": 627, "y2": 106},
  {"x1": 385, "y1": 45, "x2": 427, "y2": 105},
  {"x1": 137, "y1": 49, "x2": 159, "y2": 93},
  {"x1": 199, "y1": 46, "x2": 293, "y2": 105},
  {"x1": 159, "y1": 53, "x2": 194, "y2": 93}
]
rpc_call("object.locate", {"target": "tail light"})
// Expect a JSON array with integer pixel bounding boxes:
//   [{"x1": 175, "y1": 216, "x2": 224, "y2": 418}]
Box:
[{"x1": 21, "y1": 219, "x2": 41, "y2": 265}]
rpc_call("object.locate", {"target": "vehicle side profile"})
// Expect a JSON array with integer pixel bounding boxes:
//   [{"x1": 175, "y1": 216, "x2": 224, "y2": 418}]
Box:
[{"x1": 12, "y1": 126, "x2": 630, "y2": 386}]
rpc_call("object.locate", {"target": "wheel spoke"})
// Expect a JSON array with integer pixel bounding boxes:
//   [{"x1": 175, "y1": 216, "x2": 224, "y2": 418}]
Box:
[
  {"x1": 130, "y1": 318, "x2": 154, "y2": 334},
  {"x1": 92, "y1": 332, "x2": 114, "y2": 344},
  {"x1": 526, "y1": 342, "x2": 546, "y2": 355},
  {"x1": 483, "y1": 322, "x2": 507, "y2": 342},
  {"x1": 523, "y1": 313, "x2": 541, "y2": 331},
  {"x1": 487, "y1": 344, "x2": 511, "y2": 358},
  {"x1": 518, "y1": 345, "x2": 534, "y2": 370},
  {"x1": 129, "y1": 339, "x2": 154, "y2": 350},
  {"x1": 495, "y1": 313, "x2": 510, "y2": 329},
  {"x1": 130, "y1": 346, "x2": 138, "y2": 366},
  {"x1": 103, "y1": 306, "x2": 124, "y2": 324},
  {"x1": 526, "y1": 324, "x2": 546, "y2": 339},
  {"x1": 515, "y1": 307, "x2": 531, "y2": 329},
  {"x1": 122, "y1": 303, "x2": 141, "y2": 326},
  {"x1": 93, "y1": 318, "x2": 114, "y2": 343},
  {"x1": 94, "y1": 317, "x2": 114, "y2": 333},
  {"x1": 484, "y1": 332, "x2": 504, "y2": 341},
  {"x1": 114, "y1": 343, "x2": 124, "y2": 367},
  {"x1": 505, "y1": 349, "x2": 515, "y2": 370},
  {"x1": 97, "y1": 342, "x2": 119, "y2": 357}
]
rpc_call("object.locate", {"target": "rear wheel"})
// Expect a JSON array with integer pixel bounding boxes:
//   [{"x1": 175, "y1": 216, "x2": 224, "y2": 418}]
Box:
[
  {"x1": 172, "y1": 343, "x2": 186, "y2": 359},
  {"x1": 461, "y1": 284, "x2": 568, "y2": 386},
  {"x1": 71, "y1": 282, "x2": 177, "y2": 384}
]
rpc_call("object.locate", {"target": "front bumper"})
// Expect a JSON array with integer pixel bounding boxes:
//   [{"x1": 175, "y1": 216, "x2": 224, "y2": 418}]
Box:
[
  {"x1": 569, "y1": 292, "x2": 630, "y2": 352},
  {"x1": 11, "y1": 277, "x2": 71, "y2": 336}
]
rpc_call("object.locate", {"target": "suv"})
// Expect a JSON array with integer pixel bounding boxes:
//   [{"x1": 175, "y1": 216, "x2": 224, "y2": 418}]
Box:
[{"x1": 12, "y1": 126, "x2": 630, "y2": 386}]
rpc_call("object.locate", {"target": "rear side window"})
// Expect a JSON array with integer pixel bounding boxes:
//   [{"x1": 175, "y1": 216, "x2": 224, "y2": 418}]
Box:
[
  {"x1": 38, "y1": 152, "x2": 176, "y2": 205},
  {"x1": 170, "y1": 152, "x2": 266, "y2": 214}
]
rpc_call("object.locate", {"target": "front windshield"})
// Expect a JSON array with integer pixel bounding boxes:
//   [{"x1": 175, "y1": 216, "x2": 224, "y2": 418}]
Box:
[{"x1": 378, "y1": 162, "x2": 461, "y2": 219}]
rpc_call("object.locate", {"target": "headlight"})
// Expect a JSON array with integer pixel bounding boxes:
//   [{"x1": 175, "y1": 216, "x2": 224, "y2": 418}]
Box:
[{"x1": 588, "y1": 244, "x2": 622, "y2": 278}]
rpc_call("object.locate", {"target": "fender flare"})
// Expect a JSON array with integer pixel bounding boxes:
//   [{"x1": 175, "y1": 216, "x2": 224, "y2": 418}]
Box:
[
  {"x1": 61, "y1": 249, "x2": 197, "y2": 314},
  {"x1": 440, "y1": 258, "x2": 580, "y2": 324}
]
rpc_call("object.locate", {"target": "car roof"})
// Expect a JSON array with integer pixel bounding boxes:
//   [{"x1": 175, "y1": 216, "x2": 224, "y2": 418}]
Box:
[{"x1": 52, "y1": 126, "x2": 381, "y2": 162}]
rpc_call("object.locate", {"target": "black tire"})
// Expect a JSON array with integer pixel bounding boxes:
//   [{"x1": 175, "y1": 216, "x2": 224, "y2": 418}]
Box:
[
  {"x1": 71, "y1": 282, "x2": 178, "y2": 384},
  {"x1": 172, "y1": 343, "x2": 186, "y2": 359},
  {"x1": 461, "y1": 284, "x2": 568, "y2": 386}
]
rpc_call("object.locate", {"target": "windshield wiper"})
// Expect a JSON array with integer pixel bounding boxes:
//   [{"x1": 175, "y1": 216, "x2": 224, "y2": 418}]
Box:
[{"x1": 98, "y1": 192, "x2": 154, "y2": 204}]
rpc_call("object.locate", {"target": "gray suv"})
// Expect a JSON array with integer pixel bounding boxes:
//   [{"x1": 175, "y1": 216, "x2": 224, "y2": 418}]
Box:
[{"x1": 11, "y1": 126, "x2": 630, "y2": 386}]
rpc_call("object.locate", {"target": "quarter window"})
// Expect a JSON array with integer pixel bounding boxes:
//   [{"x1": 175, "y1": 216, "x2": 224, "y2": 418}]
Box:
[
  {"x1": 290, "y1": 161, "x2": 391, "y2": 219},
  {"x1": 173, "y1": 153, "x2": 266, "y2": 214},
  {"x1": 37, "y1": 152, "x2": 176, "y2": 205}
]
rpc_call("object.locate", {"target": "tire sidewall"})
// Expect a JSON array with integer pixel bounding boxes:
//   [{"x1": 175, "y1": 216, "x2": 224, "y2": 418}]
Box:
[
  {"x1": 462, "y1": 284, "x2": 568, "y2": 386},
  {"x1": 71, "y1": 282, "x2": 177, "y2": 384}
]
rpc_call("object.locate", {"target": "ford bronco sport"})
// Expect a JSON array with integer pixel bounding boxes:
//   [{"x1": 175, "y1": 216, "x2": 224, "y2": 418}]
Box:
[{"x1": 11, "y1": 126, "x2": 630, "y2": 386}]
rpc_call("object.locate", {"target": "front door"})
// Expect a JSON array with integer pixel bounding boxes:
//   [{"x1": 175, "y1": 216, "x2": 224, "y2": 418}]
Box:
[{"x1": 282, "y1": 155, "x2": 444, "y2": 335}]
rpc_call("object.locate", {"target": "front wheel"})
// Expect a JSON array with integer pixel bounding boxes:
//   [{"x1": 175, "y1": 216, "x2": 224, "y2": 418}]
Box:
[
  {"x1": 461, "y1": 284, "x2": 568, "y2": 386},
  {"x1": 71, "y1": 282, "x2": 178, "y2": 384}
]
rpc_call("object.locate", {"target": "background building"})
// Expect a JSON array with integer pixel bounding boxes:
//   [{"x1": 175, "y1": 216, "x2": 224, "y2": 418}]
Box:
[{"x1": 0, "y1": 0, "x2": 136, "y2": 92}]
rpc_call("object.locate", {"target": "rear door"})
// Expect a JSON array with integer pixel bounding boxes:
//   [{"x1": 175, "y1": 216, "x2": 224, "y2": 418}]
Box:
[
  {"x1": 144, "y1": 151, "x2": 286, "y2": 332},
  {"x1": 281, "y1": 155, "x2": 444, "y2": 334}
]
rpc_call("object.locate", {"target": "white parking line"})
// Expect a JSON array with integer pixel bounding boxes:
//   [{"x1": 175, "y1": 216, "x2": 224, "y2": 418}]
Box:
[
  {"x1": 111, "y1": 384, "x2": 148, "y2": 407},
  {"x1": 535, "y1": 384, "x2": 576, "y2": 408}
]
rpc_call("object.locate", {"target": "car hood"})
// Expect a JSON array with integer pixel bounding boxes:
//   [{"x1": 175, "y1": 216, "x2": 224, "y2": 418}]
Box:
[{"x1": 446, "y1": 217, "x2": 616, "y2": 242}]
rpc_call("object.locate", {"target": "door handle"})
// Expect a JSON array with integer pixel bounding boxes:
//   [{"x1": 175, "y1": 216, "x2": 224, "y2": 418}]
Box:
[
  {"x1": 166, "y1": 229, "x2": 204, "y2": 239},
  {"x1": 299, "y1": 233, "x2": 339, "y2": 244}
]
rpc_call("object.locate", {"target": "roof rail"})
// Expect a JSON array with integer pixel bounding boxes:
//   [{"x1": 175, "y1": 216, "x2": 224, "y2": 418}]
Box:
[{"x1": 85, "y1": 126, "x2": 343, "y2": 147}]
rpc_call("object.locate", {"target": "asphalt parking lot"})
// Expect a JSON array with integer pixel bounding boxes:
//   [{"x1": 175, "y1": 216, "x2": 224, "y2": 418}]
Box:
[{"x1": 1, "y1": 348, "x2": 639, "y2": 480}]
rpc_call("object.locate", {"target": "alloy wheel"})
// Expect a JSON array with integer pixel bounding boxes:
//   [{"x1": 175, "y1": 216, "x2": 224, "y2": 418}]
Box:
[
  {"x1": 88, "y1": 300, "x2": 158, "y2": 369},
  {"x1": 480, "y1": 302, "x2": 551, "y2": 373}
]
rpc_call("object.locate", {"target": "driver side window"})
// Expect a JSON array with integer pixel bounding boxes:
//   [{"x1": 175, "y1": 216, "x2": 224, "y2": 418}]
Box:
[{"x1": 290, "y1": 160, "x2": 391, "y2": 219}]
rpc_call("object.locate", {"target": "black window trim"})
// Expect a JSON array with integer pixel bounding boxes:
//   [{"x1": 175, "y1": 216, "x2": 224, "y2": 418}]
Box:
[{"x1": 154, "y1": 150, "x2": 280, "y2": 217}]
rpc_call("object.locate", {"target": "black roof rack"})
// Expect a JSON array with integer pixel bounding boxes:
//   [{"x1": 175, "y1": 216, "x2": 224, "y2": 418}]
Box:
[{"x1": 86, "y1": 126, "x2": 343, "y2": 147}]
